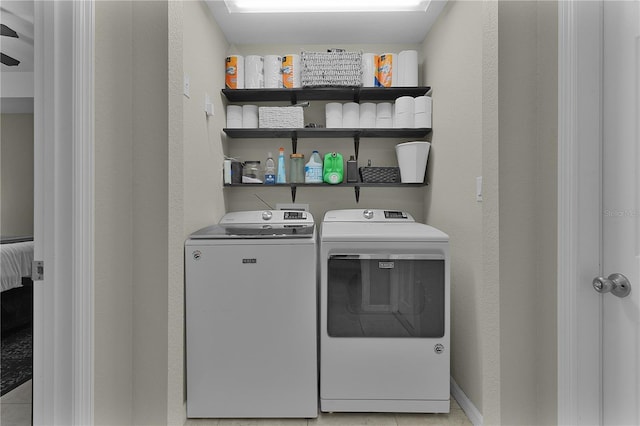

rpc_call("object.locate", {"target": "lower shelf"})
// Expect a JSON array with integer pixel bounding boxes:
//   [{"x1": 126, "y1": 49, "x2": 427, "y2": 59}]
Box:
[
  {"x1": 223, "y1": 182, "x2": 428, "y2": 202},
  {"x1": 223, "y1": 182, "x2": 426, "y2": 187}
]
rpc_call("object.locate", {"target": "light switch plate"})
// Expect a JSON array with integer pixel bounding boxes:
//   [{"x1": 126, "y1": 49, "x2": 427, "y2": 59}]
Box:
[{"x1": 204, "y1": 93, "x2": 213, "y2": 116}]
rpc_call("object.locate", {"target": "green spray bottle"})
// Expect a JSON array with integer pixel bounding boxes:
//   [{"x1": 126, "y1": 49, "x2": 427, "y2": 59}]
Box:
[{"x1": 323, "y1": 152, "x2": 344, "y2": 184}]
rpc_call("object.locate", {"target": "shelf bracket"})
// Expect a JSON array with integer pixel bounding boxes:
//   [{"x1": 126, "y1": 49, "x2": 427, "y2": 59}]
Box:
[
  {"x1": 354, "y1": 186, "x2": 361, "y2": 203},
  {"x1": 353, "y1": 136, "x2": 360, "y2": 160},
  {"x1": 291, "y1": 185, "x2": 297, "y2": 202},
  {"x1": 291, "y1": 136, "x2": 298, "y2": 154}
]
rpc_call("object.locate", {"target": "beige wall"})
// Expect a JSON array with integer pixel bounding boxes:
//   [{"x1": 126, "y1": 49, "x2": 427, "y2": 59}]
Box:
[
  {"x1": 182, "y1": 0, "x2": 229, "y2": 235},
  {"x1": 480, "y1": 0, "x2": 501, "y2": 423},
  {"x1": 95, "y1": 1, "x2": 170, "y2": 424},
  {"x1": 421, "y1": 0, "x2": 485, "y2": 412},
  {"x1": 498, "y1": 1, "x2": 558, "y2": 424},
  {"x1": 421, "y1": 1, "x2": 558, "y2": 424},
  {"x1": 534, "y1": 2, "x2": 558, "y2": 423},
  {"x1": 167, "y1": 1, "x2": 185, "y2": 424},
  {"x1": 131, "y1": 1, "x2": 170, "y2": 424},
  {"x1": 95, "y1": 1, "x2": 134, "y2": 423},
  {"x1": 0, "y1": 113, "x2": 34, "y2": 236}
]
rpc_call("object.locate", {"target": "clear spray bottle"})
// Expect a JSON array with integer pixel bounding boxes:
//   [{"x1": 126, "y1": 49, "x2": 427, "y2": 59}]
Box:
[{"x1": 276, "y1": 147, "x2": 287, "y2": 183}]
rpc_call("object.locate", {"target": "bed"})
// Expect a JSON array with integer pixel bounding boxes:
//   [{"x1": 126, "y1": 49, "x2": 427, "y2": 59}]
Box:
[{"x1": 1, "y1": 237, "x2": 33, "y2": 334}]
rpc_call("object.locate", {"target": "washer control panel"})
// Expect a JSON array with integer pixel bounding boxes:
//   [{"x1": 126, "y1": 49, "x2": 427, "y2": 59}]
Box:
[
  {"x1": 384, "y1": 210, "x2": 409, "y2": 219},
  {"x1": 284, "y1": 211, "x2": 308, "y2": 220}
]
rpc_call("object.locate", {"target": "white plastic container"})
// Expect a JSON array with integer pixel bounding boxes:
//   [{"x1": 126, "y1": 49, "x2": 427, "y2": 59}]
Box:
[
  {"x1": 304, "y1": 151, "x2": 323, "y2": 183},
  {"x1": 395, "y1": 141, "x2": 431, "y2": 183}
]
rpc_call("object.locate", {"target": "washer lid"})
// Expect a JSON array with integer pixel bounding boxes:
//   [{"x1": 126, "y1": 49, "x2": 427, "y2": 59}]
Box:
[
  {"x1": 220, "y1": 210, "x2": 314, "y2": 225},
  {"x1": 190, "y1": 210, "x2": 315, "y2": 239},
  {"x1": 189, "y1": 223, "x2": 315, "y2": 239}
]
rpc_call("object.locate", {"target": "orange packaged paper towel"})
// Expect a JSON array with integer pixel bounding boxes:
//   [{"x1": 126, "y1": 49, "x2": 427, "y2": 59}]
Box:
[
  {"x1": 282, "y1": 54, "x2": 301, "y2": 88},
  {"x1": 376, "y1": 53, "x2": 397, "y2": 87},
  {"x1": 225, "y1": 55, "x2": 244, "y2": 89}
]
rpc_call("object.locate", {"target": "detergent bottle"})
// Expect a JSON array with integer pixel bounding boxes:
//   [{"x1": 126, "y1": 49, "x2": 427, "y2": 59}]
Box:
[
  {"x1": 304, "y1": 150, "x2": 323, "y2": 183},
  {"x1": 323, "y1": 152, "x2": 344, "y2": 184}
]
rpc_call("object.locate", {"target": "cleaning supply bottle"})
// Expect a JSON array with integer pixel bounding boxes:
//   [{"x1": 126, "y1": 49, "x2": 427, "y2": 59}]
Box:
[
  {"x1": 323, "y1": 152, "x2": 344, "y2": 184},
  {"x1": 276, "y1": 147, "x2": 287, "y2": 183},
  {"x1": 264, "y1": 152, "x2": 276, "y2": 185},
  {"x1": 346, "y1": 155, "x2": 358, "y2": 182},
  {"x1": 304, "y1": 150, "x2": 323, "y2": 183}
]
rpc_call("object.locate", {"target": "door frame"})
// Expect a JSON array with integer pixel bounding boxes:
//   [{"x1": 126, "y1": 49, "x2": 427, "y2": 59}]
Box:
[
  {"x1": 33, "y1": 0, "x2": 94, "y2": 424},
  {"x1": 557, "y1": 0, "x2": 604, "y2": 424}
]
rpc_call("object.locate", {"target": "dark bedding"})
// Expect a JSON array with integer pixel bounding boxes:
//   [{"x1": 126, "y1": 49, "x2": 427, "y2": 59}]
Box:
[
  {"x1": 1, "y1": 237, "x2": 33, "y2": 335},
  {"x1": 1, "y1": 278, "x2": 32, "y2": 334}
]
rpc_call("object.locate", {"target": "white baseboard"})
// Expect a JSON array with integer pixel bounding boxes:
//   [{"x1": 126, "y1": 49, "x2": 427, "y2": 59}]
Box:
[{"x1": 451, "y1": 377, "x2": 483, "y2": 426}]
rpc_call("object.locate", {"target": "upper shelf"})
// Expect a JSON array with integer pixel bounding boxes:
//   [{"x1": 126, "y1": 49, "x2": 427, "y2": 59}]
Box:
[
  {"x1": 223, "y1": 128, "x2": 431, "y2": 139},
  {"x1": 222, "y1": 87, "x2": 432, "y2": 103}
]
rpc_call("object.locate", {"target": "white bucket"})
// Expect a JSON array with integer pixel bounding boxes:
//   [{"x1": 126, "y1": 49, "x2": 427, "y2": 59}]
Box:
[{"x1": 395, "y1": 141, "x2": 431, "y2": 183}]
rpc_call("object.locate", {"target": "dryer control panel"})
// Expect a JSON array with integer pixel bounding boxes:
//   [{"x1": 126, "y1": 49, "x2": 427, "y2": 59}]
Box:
[{"x1": 324, "y1": 209, "x2": 415, "y2": 223}]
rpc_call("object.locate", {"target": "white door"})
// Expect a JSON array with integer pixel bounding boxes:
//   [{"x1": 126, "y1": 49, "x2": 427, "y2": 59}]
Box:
[
  {"x1": 558, "y1": 1, "x2": 640, "y2": 423},
  {"x1": 599, "y1": 1, "x2": 640, "y2": 424}
]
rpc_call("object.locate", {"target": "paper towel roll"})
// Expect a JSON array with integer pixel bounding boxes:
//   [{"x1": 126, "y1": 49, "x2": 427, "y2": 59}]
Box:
[
  {"x1": 361, "y1": 53, "x2": 378, "y2": 88},
  {"x1": 376, "y1": 53, "x2": 398, "y2": 87},
  {"x1": 282, "y1": 54, "x2": 301, "y2": 88},
  {"x1": 245, "y1": 55, "x2": 264, "y2": 89},
  {"x1": 376, "y1": 102, "x2": 393, "y2": 128},
  {"x1": 359, "y1": 103, "x2": 376, "y2": 128},
  {"x1": 242, "y1": 105, "x2": 259, "y2": 128},
  {"x1": 225, "y1": 55, "x2": 244, "y2": 89},
  {"x1": 264, "y1": 55, "x2": 283, "y2": 88},
  {"x1": 394, "y1": 96, "x2": 415, "y2": 128},
  {"x1": 414, "y1": 96, "x2": 432, "y2": 128},
  {"x1": 342, "y1": 102, "x2": 360, "y2": 128},
  {"x1": 398, "y1": 50, "x2": 418, "y2": 87},
  {"x1": 226, "y1": 105, "x2": 243, "y2": 128},
  {"x1": 326, "y1": 103, "x2": 343, "y2": 128}
]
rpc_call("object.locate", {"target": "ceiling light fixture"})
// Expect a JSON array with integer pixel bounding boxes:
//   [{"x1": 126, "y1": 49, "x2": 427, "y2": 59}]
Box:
[{"x1": 224, "y1": 0, "x2": 430, "y2": 14}]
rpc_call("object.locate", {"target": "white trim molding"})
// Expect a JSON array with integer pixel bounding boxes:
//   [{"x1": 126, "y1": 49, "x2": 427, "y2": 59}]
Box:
[
  {"x1": 33, "y1": 1, "x2": 95, "y2": 424},
  {"x1": 72, "y1": 0, "x2": 95, "y2": 424},
  {"x1": 557, "y1": 1, "x2": 580, "y2": 423},
  {"x1": 557, "y1": 1, "x2": 603, "y2": 424},
  {"x1": 451, "y1": 377, "x2": 483, "y2": 426}
]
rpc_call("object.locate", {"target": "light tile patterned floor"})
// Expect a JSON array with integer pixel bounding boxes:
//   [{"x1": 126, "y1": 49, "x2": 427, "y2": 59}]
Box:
[
  {"x1": 0, "y1": 380, "x2": 32, "y2": 426},
  {"x1": 0, "y1": 380, "x2": 473, "y2": 426},
  {"x1": 185, "y1": 398, "x2": 472, "y2": 426}
]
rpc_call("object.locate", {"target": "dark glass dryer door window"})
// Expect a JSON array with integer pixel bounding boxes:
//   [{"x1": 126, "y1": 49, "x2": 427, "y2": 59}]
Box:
[{"x1": 327, "y1": 254, "x2": 445, "y2": 338}]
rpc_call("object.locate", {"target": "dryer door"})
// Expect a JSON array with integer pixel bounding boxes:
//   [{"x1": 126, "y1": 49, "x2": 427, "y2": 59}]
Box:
[{"x1": 327, "y1": 254, "x2": 445, "y2": 338}]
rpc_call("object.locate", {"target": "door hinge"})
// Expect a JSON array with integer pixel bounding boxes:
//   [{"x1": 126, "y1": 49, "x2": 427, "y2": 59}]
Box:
[{"x1": 32, "y1": 260, "x2": 44, "y2": 281}]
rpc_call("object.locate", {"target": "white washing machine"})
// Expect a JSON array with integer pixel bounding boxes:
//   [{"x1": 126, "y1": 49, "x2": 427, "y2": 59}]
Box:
[
  {"x1": 185, "y1": 210, "x2": 317, "y2": 418},
  {"x1": 320, "y1": 209, "x2": 450, "y2": 413}
]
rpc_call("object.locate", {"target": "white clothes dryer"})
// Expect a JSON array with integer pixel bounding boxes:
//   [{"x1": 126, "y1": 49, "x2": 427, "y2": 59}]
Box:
[
  {"x1": 185, "y1": 210, "x2": 317, "y2": 418},
  {"x1": 320, "y1": 209, "x2": 450, "y2": 413}
]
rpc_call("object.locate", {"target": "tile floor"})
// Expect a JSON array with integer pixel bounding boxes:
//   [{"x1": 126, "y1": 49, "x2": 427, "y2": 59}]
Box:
[
  {"x1": 185, "y1": 398, "x2": 473, "y2": 426},
  {"x1": 1, "y1": 380, "x2": 473, "y2": 426},
  {"x1": 0, "y1": 380, "x2": 32, "y2": 426}
]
